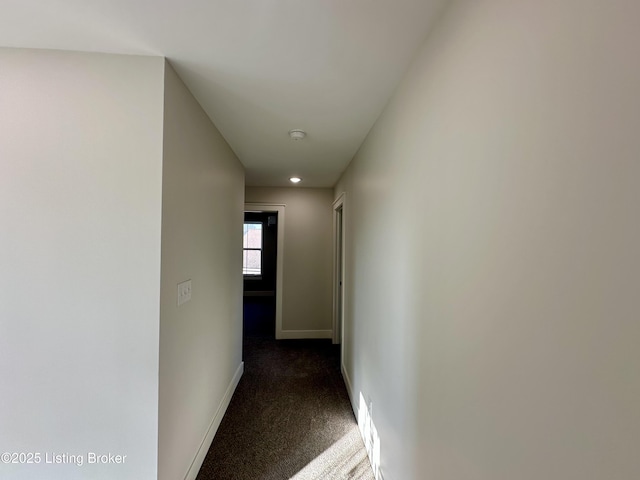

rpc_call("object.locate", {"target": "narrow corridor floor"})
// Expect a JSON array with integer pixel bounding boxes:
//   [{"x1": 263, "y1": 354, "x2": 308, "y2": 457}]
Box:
[{"x1": 196, "y1": 337, "x2": 374, "y2": 480}]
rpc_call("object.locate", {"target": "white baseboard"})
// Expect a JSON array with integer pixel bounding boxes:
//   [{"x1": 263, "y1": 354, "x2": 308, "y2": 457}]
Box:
[
  {"x1": 183, "y1": 362, "x2": 244, "y2": 480},
  {"x1": 277, "y1": 329, "x2": 333, "y2": 339},
  {"x1": 341, "y1": 362, "x2": 357, "y2": 418},
  {"x1": 342, "y1": 366, "x2": 381, "y2": 479}
]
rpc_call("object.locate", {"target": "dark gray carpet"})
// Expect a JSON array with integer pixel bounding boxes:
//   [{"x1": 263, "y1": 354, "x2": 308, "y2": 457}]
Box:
[{"x1": 196, "y1": 337, "x2": 374, "y2": 480}]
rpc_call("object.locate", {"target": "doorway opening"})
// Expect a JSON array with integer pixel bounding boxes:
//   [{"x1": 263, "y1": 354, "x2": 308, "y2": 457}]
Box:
[
  {"x1": 242, "y1": 211, "x2": 277, "y2": 337},
  {"x1": 243, "y1": 204, "x2": 285, "y2": 342},
  {"x1": 333, "y1": 193, "x2": 345, "y2": 348}
]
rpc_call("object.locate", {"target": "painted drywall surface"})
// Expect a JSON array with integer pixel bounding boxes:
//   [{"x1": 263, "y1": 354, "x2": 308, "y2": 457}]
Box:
[
  {"x1": 0, "y1": 48, "x2": 165, "y2": 479},
  {"x1": 245, "y1": 187, "x2": 333, "y2": 332},
  {"x1": 158, "y1": 61, "x2": 245, "y2": 480},
  {"x1": 336, "y1": 1, "x2": 640, "y2": 479}
]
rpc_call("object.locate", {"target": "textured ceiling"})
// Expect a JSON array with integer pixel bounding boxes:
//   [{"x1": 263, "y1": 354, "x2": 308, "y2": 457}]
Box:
[{"x1": 0, "y1": 0, "x2": 447, "y2": 186}]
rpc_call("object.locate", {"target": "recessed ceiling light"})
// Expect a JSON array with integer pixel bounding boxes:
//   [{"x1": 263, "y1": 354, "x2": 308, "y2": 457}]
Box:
[
  {"x1": 288, "y1": 129, "x2": 306, "y2": 140},
  {"x1": 289, "y1": 177, "x2": 302, "y2": 184}
]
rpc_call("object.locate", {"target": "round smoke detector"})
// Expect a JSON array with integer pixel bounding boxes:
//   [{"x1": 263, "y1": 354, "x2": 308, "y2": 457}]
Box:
[{"x1": 288, "y1": 129, "x2": 306, "y2": 141}]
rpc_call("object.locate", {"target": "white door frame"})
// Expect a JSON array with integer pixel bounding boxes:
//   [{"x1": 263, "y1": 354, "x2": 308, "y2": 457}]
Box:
[
  {"x1": 332, "y1": 193, "x2": 346, "y2": 345},
  {"x1": 244, "y1": 203, "x2": 285, "y2": 339}
]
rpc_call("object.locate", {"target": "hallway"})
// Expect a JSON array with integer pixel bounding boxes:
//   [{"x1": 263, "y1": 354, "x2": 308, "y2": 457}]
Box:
[{"x1": 195, "y1": 338, "x2": 374, "y2": 480}]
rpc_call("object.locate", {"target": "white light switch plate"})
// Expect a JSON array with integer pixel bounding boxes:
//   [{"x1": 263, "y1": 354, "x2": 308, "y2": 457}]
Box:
[{"x1": 177, "y1": 279, "x2": 192, "y2": 306}]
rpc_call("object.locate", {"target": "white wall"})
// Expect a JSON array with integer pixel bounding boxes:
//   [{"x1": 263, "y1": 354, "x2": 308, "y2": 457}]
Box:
[
  {"x1": 0, "y1": 48, "x2": 165, "y2": 479},
  {"x1": 336, "y1": 1, "x2": 640, "y2": 479},
  {"x1": 158, "y1": 62, "x2": 245, "y2": 480},
  {"x1": 245, "y1": 187, "x2": 333, "y2": 336}
]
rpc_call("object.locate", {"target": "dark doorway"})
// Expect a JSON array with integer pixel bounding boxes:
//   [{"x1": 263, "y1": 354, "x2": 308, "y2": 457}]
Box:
[{"x1": 243, "y1": 211, "x2": 278, "y2": 339}]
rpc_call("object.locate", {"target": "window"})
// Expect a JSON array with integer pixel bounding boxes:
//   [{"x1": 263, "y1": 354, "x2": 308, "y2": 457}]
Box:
[{"x1": 243, "y1": 222, "x2": 262, "y2": 276}]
